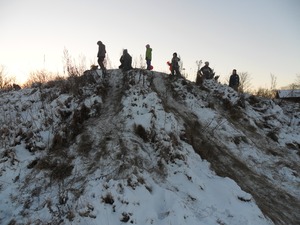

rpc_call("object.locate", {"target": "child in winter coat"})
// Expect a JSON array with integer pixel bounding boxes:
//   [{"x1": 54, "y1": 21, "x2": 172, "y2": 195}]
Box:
[
  {"x1": 229, "y1": 69, "x2": 240, "y2": 91},
  {"x1": 119, "y1": 49, "x2": 133, "y2": 72},
  {"x1": 145, "y1": 44, "x2": 152, "y2": 70},
  {"x1": 171, "y1": 52, "x2": 181, "y2": 77}
]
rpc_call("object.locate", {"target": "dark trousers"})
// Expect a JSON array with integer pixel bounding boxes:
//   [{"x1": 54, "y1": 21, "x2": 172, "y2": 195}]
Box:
[
  {"x1": 146, "y1": 60, "x2": 151, "y2": 70},
  {"x1": 97, "y1": 57, "x2": 106, "y2": 72},
  {"x1": 171, "y1": 67, "x2": 181, "y2": 76}
]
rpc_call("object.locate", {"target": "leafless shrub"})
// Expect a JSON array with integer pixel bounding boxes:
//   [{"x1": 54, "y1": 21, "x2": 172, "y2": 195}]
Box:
[
  {"x1": 127, "y1": 177, "x2": 137, "y2": 190},
  {"x1": 36, "y1": 157, "x2": 56, "y2": 170},
  {"x1": 169, "y1": 132, "x2": 179, "y2": 146},
  {"x1": 43, "y1": 75, "x2": 66, "y2": 89},
  {"x1": 0, "y1": 65, "x2": 15, "y2": 90},
  {"x1": 66, "y1": 211, "x2": 76, "y2": 221},
  {"x1": 267, "y1": 131, "x2": 278, "y2": 142},
  {"x1": 134, "y1": 124, "x2": 149, "y2": 142},
  {"x1": 62, "y1": 48, "x2": 87, "y2": 77},
  {"x1": 27, "y1": 158, "x2": 39, "y2": 169},
  {"x1": 50, "y1": 133, "x2": 68, "y2": 152},
  {"x1": 23, "y1": 69, "x2": 58, "y2": 87},
  {"x1": 120, "y1": 212, "x2": 131, "y2": 222},
  {"x1": 248, "y1": 95, "x2": 260, "y2": 106},
  {"x1": 51, "y1": 163, "x2": 74, "y2": 181},
  {"x1": 77, "y1": 133, "x2": 93, "y2": 156},
  {"x1": 69, "y1": 104, "x2": 90, "y2": 139},
  {"x1": 255, "y1": 88, "x2": 276, "y2": 99},
  {"x1": 102, "y1": 193, "x2": 114, "y2": 204},
  {"x1": 221, "y1": 97, "x2": 244, "y2": 120},
  {"x1": 31, "y1": 186, "x2": 42, "y2": 197},
  {"x1": 229, "y1": 107, "x2": 244, "y2": 121},
  {"x1": 239, "y1": 72, "x2": 252, "y2": 93},
  {"x1": 7, "y1": 219, "x2": 17, "y2": 225},
  {"x1": 155, "y1": 157, "x2": 168, "y2": 179},
  {"x1": 283, "y1": 74, "x2": 300, "y2": 89}
]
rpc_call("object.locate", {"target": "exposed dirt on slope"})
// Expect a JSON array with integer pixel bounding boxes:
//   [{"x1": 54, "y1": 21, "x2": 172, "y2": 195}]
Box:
[
  {"x1": 190, "y1": 134, "x2": 300, "y2": 225},
  {"x1": 152, "y1": 75, "x2": 300, "y2": 225}
]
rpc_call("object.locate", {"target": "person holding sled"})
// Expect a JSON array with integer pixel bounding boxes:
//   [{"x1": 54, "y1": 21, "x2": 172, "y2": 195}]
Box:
[
  {"x1": 145, "y1": 44, "x2": 152, "y2": 70},
  {"x1": 119, "y1": 49, "x2": 133, "y2": 72},
  {"x1": 229, "y1": 69, "x2": 240, "y2": 91},
  {"x1": 171, "y1": 52, "x2": 181, "y2": 77},
  {"x1": 199, "y1": 61, "x2": 214, "y2": 79},
  {"x1": 97, "y1": 41, "x2": 107, "y2": 75}
]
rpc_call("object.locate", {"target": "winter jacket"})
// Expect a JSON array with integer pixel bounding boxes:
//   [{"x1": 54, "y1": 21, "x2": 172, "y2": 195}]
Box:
[
  {"x1": 119, "y1": 52, "x2": 132, "y2": 72},
  {"x1": 200, "y1": 65, "x2": 213, "y2": 79},
  {"x1": 171, "y1": 56, "x2": 180, "y2": 69},
  {"x1": 97, "y1": 43, "x2": 106, "y2": 58},
  {"x1": 146, "y1": 48, "x2": 152, "y2": 60},
  {"x1": 229, "y1": 74, "x2": 240, "y2": 87}
]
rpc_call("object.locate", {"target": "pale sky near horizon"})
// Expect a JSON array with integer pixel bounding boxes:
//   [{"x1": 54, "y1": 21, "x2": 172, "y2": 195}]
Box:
[{"x1": 0, "y1": 0, "x2": 299, "y2": 89}]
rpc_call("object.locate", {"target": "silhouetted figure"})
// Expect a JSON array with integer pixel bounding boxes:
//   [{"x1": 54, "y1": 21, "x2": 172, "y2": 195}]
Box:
[
  {"x1": 199, "y1": 61, "x2": 214, "y2": 79},
  {"x1": 119, "y1": 49, "x2": 133, "y2": 72},
  {"x1": 171, "y1": 52, "x2": 181, "y2": 77},
  {"x1": 229, "y1": 69, "x2": 240, "y2": 91},
  {"x1": 145, "y1": 44, "x2": 152, "y2": 70},
  {"x1": 97, "y1": 41, "x2": 107, "y2": 75}
]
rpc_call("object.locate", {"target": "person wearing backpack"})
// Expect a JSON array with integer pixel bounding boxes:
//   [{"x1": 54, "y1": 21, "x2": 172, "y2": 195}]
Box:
[
  {"x1": 229, "y1": 69, "x2": 240, "y2": 91},
  {"x1": 145, "y1": 44, "x2": 152, "y2": 70},
  {"x1": 97, "y1": 41, "x2": 107, "y2": 75}
]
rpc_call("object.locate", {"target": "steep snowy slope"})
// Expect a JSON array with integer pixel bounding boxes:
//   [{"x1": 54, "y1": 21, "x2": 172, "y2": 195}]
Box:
[{"x1": 0, "y1": 69, "x2": 299, "y2": 224}]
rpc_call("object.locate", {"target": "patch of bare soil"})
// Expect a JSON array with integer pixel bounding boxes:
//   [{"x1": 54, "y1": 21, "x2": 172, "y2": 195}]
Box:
[
  {"x1": 154, "y1": 78, "x2": 300, "y2": 225},
  {"x1": 191, "y1": 135, "x2": 300, "y2": 225}
]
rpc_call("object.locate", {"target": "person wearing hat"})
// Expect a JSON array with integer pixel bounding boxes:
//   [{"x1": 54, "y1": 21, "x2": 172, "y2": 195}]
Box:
[
  {"x1": 229, "y1": 69, "x2": 240, "y2": 91},
  {"x1": 97, "y1": 41, "x2": 107, "y2": 75},
  {"x1": 145, "y1": 44, "x2": 152, "y2": 70},
  {"x1": 199, "y1": 61, "x2": 214, "y2": 79}
]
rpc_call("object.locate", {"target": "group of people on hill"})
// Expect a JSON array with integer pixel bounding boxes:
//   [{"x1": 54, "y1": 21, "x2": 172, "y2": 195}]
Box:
[
  {"x1": 97, "y1": 41, "x2": 153, "y2": 75},
  {"x1": 195, "y1": 61, "x2": 240, "y2": 91},
  {"x1": 97, "y1": 41, "x2": 240, "y2": 91}
]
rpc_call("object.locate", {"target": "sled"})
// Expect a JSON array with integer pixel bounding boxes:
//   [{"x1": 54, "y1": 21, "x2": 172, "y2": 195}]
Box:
[{"x1": 167, "y1": 61, "x2": 172, "y2": 71}]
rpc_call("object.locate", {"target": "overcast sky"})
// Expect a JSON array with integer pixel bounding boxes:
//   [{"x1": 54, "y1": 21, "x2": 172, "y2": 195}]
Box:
[{"x1": 0, "y1": 0, "x2": 299, "y2": 89}]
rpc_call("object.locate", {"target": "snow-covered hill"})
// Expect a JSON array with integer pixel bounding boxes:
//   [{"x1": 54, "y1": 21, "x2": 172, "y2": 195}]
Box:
[{"x1": 0, "y1": 69, "x2": 299, "y2": 225}]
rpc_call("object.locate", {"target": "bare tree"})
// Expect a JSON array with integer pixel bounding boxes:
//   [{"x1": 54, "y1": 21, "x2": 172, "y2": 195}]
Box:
[
  {"x1": 239, "y1": 72, "x2": 252, "y2": 93},
  {"x1": 284, "y1": 74, "x2": 300, "y2": 89},
  {"x1": 270, "y1": 73, "x2": 277, "y2": 90},
  {"x1": 0, "y1": 65, "x2": 15, "y2": 89},
  {"x1": 254, "y1": 74, "x2": 278, "y2": 98},
  {"x1": 294, "y1": 74, "x2": 300, "y2": 88}
]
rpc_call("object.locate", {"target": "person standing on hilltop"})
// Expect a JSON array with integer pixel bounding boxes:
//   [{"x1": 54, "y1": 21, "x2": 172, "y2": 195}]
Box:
[
  {"x1": 97, "y1": 41, "x2": 107, "y2": 75},
  {"x1": 229, "y1": 69, "x2": 240, "y2": 91},
  {"x1": 171, "y1": 52, "x2": 181, "y2": 78},
  {"x1": 119, "y1": 49, "x2": 133, "y2": 72},
  {"x1": 145, "y1": 44, "x2": 152, "y2": 70},
  {"x1": 199, "y1": 61, "x2": 214, "y2": 79}
]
